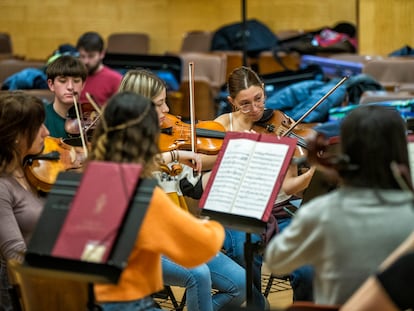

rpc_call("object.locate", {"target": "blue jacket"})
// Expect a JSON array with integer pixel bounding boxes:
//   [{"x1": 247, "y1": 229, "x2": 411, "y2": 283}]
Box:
[
  {"x1": 1, "y1": 68, "x2": 48, "y2": 90},
  {"x1": 265, "y1": 79, "x2": 347, "y2": 123}
]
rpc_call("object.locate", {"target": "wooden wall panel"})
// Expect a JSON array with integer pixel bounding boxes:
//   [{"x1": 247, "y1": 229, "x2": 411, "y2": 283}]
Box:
[
  {"x1": 358, "y1": 0, "x2": 414, "y2": 55},
  {"x1": 0, "y1": 0, "x2": 357, "y2": 60}
]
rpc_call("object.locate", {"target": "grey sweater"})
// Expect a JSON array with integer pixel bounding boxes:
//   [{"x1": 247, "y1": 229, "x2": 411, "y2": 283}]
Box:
[{"x1": 264, "y1": 187, "x2": 414, "y2": 305}]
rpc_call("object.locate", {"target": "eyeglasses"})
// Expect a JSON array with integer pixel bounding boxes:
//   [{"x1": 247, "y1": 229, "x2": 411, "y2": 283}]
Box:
[{"x1": 238, "y1": 97, "x2": 265, "y2": 113}]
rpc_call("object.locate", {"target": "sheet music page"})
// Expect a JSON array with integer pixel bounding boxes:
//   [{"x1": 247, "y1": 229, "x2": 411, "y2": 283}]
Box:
[
  {"x1": 203, "y1": 138, "x2": 289, "y2": 219},
  {"x1": 408, "y1": 139, "x2": 414, "y2": 184}
]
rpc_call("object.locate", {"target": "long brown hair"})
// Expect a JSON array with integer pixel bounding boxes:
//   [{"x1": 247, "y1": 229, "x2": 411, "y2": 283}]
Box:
[
  {"x1": 340, "y1": 105, "x2": 411, "y2": 189},
  {"x1": 0, "y1": 91, "x2": 45, "y2": 174},
  {"x1": 227, "y1": 66, "x2": 264, "y2": 99}
]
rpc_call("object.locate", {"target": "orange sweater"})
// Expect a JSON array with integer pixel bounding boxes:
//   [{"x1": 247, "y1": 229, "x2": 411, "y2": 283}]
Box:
[{"x1": 94, "y1": 186, "x2": 224, "y2": 302}]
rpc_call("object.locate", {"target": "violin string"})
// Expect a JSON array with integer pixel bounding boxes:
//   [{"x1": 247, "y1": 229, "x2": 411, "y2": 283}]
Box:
[
  {"x1": 72, "y1": 93, "x2": 89, "y2": 158},
  {"x1": 286, "y1": 131, "x2": 308, "y2": 147},
  {"x1": 278, "y1": 126, "x2": 308, "y2": 148},
  {"x1": 85, "y1": 92, "x2": 102, "y2": 115}
]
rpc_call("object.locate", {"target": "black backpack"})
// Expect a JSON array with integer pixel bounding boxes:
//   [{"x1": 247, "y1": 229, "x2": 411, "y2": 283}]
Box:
[{"x1": 211, "y1": 19, "x2": 279, "y2": 57}]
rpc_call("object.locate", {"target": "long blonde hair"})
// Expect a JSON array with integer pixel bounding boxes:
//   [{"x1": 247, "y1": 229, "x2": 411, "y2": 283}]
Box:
[{"x1": 118, "y1": 69, "x2": 166, "y2": 100}]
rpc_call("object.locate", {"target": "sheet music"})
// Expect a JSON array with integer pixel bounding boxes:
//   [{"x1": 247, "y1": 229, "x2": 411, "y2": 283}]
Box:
[
  {"x1": 203, "y1": 138, "x2": 289, "y2": 219},
  {"x1": 408, "y1": 140, "x2": 414, "y2": 184}
]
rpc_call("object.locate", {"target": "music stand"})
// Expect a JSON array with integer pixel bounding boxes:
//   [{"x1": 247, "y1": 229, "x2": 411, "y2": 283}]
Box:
[{"x1": 201, "y1": 210, "x2": 266, "y2": 307}]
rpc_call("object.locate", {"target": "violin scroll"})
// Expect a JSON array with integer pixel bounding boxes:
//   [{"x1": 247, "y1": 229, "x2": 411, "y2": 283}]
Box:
[{"x1": 304, "y1": 132, "x2": 359, "y2": 179}]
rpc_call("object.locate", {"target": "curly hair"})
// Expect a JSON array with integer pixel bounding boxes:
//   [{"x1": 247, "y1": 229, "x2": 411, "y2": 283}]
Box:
[{"x1": 88, "y1": 92, "x2": 160, "y2": 177}]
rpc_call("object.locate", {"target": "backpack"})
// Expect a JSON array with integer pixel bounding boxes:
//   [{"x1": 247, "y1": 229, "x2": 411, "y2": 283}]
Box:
[{"x1": 211, "y1": 19, "x2": 279, "y2": 57}]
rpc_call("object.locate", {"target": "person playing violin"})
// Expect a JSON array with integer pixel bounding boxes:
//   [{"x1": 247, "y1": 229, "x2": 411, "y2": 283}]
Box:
[
  {"x1": 0, "y1": 91, "x2": 49, "y2": 310},
  {"x1": 44, "y1": 55, "x2": 87, "y2": 139},
  {"x1": 118, "y1": 69, "x2": 203, "y2": 210},
  {"x1": 117, "y1": 69, "x2": 247, "y2": 311},
  {"x1": 265, "y1": 105, "x2": 414, "y2": 305},
  {"x1": 184, "y1": 66, "x2": 317, "y2": 308},
  {"x1": 87, "y1": 91, "x2": 225, "y2": 311}
]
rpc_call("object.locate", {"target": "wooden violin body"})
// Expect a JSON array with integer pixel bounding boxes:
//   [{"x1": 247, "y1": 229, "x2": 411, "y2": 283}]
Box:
[
  {"x1": 252, "y1": 109, "x2": 317, "y2": 158},
  {"x1": 24, "y1": 136, "x2": 85, "y2": 192},
  {"x1": 65, "y1": 102, "x2": 100, "y2": 137},
  {"x1": 160, "y1": 113, "x2": 226, "y2": 155}
]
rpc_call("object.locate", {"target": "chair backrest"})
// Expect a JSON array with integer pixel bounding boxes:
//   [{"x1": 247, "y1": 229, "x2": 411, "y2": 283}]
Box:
[
  {"x1": 362, "y1": 57, "x2": 414, "y2": 90},
  {"x1": 7, "y1": 260, "x2": 90, "y2": 311},
  {"x1": 179, "y1": 52, "x2": 227, "y2": 92},
  {"x1": 175, "y1": 77, "x2": 216, "y2": 120},
  {"x1": 8, "y1": 261, "x2": 89, "y2": 311},
  {"x1": 23, "y1": 89, "x2": 55, "y2": 103},
  {"x1": 359, "y1": 90, "x2": 414, "y2": 105},
  {"x1": 257, "y1": 50, "x2": 301, "y2": 74},
  {"x1": 107, "y1": 32, "x2": 150, "y2": 54},
  {"x1": 212, "y1": 50, "x2": 244, "y2": 80},
  {"x1": 0, "y1": 59, "x2": 45, "y2": 88},
  {"x1": 286, "y1": 301, "x2": 341, "y2": 311},
  {"x1": 180, "y1": 31, "x2": 213, "y2": 53},
  {"x1": 0, "y1": 32, "x2": 13, "y2": 55}
]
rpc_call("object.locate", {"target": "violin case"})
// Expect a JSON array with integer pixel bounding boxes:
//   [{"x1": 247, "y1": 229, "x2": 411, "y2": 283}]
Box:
[
  {"x1": 25, "y1": 171, "x2": 157, "y2": 284},
  {"x1": 103, "y1": 53, "x2": 182, "y2": 91},
  {"x1": 300, "y1": 54, "x2": 363, "y2": 79},
  {"x1": 260, "y1": 64, "x2": 325, "y2": 97}
]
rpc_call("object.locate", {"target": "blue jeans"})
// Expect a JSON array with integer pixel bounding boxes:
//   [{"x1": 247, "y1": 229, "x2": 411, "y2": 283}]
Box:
[
  {"x1": 100, "y1": 296, "x2": 162, "y2": 311},
  {"x1": 277, "y1": 217, "x2": 314, "y2": 301},
  {"x1": 222, "y1": 228, "x2": 266, "y2": 310},
  {"x1": 162, "y1": 252, "x2": 246, "y2": 311}
]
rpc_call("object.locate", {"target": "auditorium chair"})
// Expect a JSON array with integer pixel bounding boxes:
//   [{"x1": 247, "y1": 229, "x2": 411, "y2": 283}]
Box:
[
  {"x1": 212, "y1": 50, "x2": 244, "y2": 78},
  {"x1": 359, "y1": 90, "x2": 414, "y2": 105},
  {"x1": 7, "y1": 260, "x2": 91, "y2": 311},
  {"x1": 172, "y1": 52, "x2": 227, "y2": 120},
  {"x1": 362, "y1": 57, "x2": 414, "y2": 91},
  {"x1": 180, "y1": 30, "x2": 213, "y2": 53},
  {"x1": 285, "y1": 301, "x2": 340, "y2": 311},
  {"x1": 0, "y1": 58, "x2": 45, "y2": 88},
  {"x1": 152, "y1": 285, "x2": 187, "y2": 310},
  {"x1": 0, "y1": 32, "x2": 13, "y2": 59},
  {"x1": 171, "y1": 76, "x2": 217, "y2": 121},
  {"x1": 263, "y1": 273, "x2": 291, "y2": 298},
  {"x1": 257, "y1": 50, "x2": 301, "y2": 75},
  {"x1": 106, "y1": 32, "x2": 150, "y2": 55},
  {"x1": 0, "y1": 90, "x2": 54, "y2": 105}
]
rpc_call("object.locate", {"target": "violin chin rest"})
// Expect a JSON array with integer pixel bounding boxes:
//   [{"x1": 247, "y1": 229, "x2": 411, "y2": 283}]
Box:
[{"x1": 257, "y1": 108, "x2": 274, "y2": 123}]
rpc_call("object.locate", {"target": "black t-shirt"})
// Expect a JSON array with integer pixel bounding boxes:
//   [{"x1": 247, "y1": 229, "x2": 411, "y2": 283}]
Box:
[{"x1": 377, "y1": 251, "x2": 414, "y2": 310}]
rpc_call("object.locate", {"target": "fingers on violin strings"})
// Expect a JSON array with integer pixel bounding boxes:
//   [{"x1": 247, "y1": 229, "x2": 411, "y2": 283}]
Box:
[{"x1": 195, "y1": 154, "x2": 202, "y2": 173}]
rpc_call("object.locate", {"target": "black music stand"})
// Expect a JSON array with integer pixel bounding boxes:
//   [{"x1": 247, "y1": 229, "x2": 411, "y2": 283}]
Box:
[
  {"x1": 201, "y1": 210, "x2": 266, "y2": 307},
  {"x1": 241, "y1": 0, "x2": 248, "y2": 66}
]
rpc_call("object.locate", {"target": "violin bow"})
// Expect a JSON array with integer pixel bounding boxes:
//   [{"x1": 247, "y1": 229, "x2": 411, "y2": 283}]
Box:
[
  {"x1": 282, "y1": 75, "x2": 349, "y2": 137},
  {"x1": 85, "y1": 92, "x2": 102, "y2": 115},
  {"x1": 188, "y1": 61, "x2": 198, "y2": 175},
  {"x1": 189, "y1": 62, "x2": 197, "y2": 154},
  {"x1": 72, "y1": 93, "x2": 88, "y2": 157},
  {"x1": 84, "y1": 92, "x2": 102, "y2": 132}
]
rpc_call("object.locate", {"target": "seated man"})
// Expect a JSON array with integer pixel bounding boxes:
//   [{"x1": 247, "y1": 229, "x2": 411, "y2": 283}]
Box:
[{"x1": 76, "y1": 31, "x2": 122, "y2": 107}]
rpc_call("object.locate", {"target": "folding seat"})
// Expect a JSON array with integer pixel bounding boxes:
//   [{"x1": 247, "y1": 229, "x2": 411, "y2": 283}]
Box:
[
  {"x1": 180, "y1": 31, "x2": 213, "y2": 53},
  {"x1": 107, "y1": 32, "x2": 150, "y2": 54}
]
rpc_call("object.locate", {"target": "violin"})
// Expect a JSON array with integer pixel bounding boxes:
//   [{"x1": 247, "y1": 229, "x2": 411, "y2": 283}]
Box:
[
  {"x1": 24, "y1": 136, "x2": 86, "y2": 192},
  {"x1": 252, "y1": 76, "x2": 350, "y2": 158},
  {"x1": 160, "y1": 113, "x2": 226, "y2": 155},
  {"x1": 252, "y1": 109, "x2": 317, "y2": 158},
  {"x1": 65, "y1": 102, "x2": 100, "y2": 137}
]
